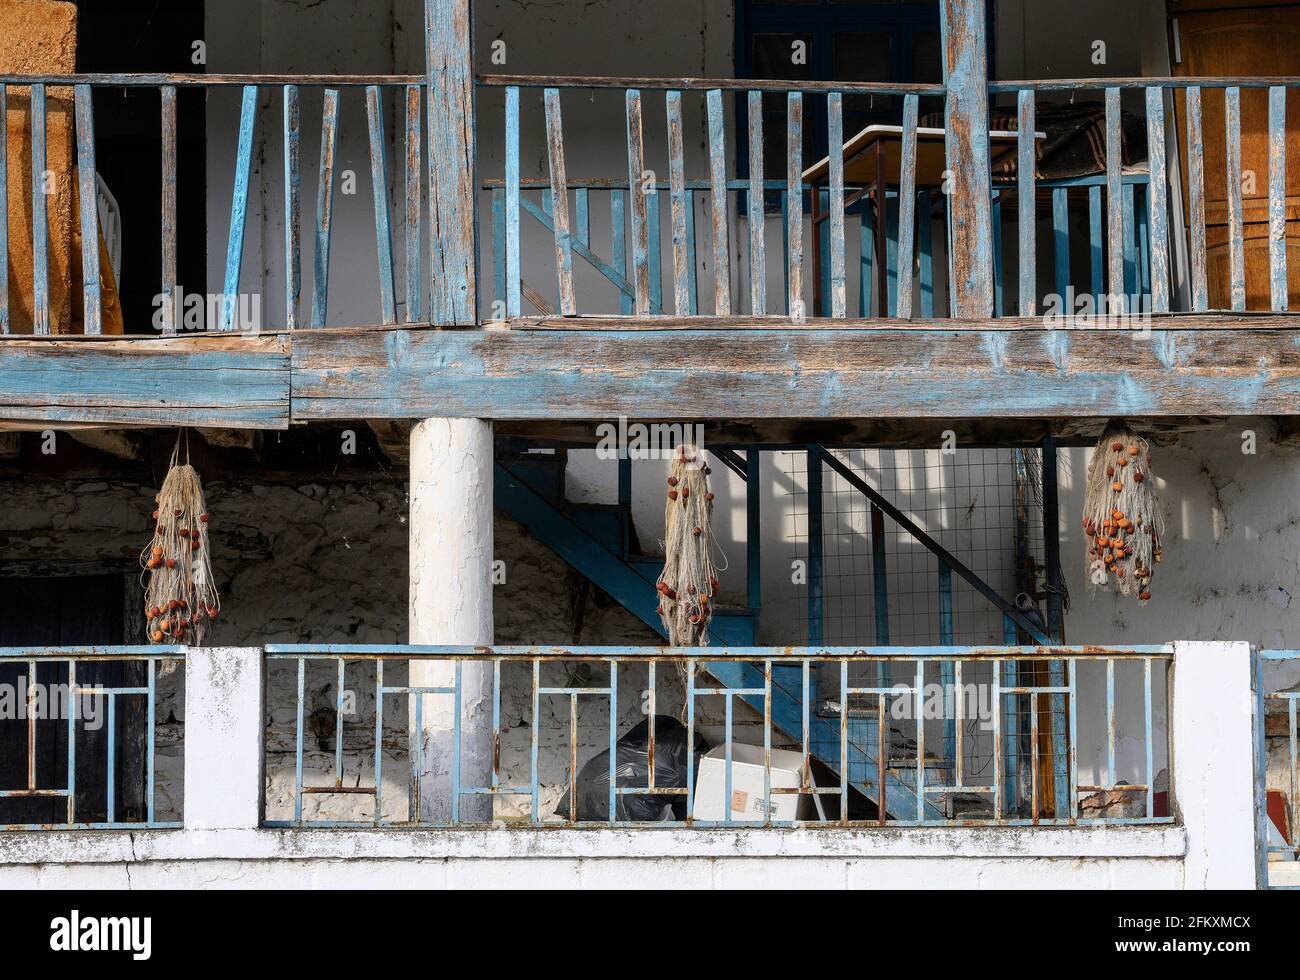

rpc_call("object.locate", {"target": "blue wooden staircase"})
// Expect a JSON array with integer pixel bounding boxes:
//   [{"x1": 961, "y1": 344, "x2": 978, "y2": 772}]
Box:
[{"x1": 494, "y1": 451, "x2": 941, "y2": 819}]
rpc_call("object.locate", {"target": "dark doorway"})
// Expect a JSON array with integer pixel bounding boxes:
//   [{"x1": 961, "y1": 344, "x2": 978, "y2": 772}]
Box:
[
  {"x1": 75, "y1": 0, "x2": 207, "y2": 332},
  {"x1": 0, "y1": 574, "x2": 148, "y2": 826}
]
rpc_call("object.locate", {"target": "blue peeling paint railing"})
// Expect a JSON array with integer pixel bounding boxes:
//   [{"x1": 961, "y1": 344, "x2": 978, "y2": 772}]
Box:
[
  {"x1": 0, "y1": 647, "x2": 184, "y2": 831},
  {"x1": 1, "y1": 69, "x2": 1295, "y2": 336},
  {"x1": 0, "y1": 73, "x2": 431, "y2": 335},
  {"x1": 987, "y1": 77, "x2": 1300, "y2": 317},
  {"x1": 261, "y1": 644, "x2": 1174, "y2": 830},
  {"x1": 481, "y1": 77, "x2": 945, "y2": 321},
  {"x1": 1262, "y1": 651, "x2": 1300, "y2": 885}
]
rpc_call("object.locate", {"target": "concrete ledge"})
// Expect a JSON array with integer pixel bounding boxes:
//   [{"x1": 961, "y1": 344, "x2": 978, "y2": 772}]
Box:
[{"x1": 0, "y1": 825, "x2": 1186, "y2": 865}]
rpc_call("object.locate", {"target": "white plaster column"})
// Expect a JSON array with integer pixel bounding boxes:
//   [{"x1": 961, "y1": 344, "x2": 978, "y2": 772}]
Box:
[
  {"x1": 184, "y1": 647, "x2": 264, "y2": 831},
  {"x1": 409, "y1": 418, "x2": 494, "y2": 823},
  {"x1": 1171, "y1": 641, "x2": 1268, "y2": 889}
]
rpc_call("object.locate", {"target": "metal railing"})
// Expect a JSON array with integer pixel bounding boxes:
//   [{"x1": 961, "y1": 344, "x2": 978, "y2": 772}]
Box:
[
  {"x1": 1262, "y1": 650, "x2": 1299, "y2": 875},
  {"x1": 0, "y1": 646, "x2": 183, "y2": 830},
  {"x1": 263, "y1": 643, "x2": 1173, "y2": 830}
]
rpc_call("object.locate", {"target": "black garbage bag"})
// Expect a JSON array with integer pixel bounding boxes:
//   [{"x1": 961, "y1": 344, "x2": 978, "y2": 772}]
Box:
[{"x1": 554, "y1": 715, "x2": 709, "y2": 822}]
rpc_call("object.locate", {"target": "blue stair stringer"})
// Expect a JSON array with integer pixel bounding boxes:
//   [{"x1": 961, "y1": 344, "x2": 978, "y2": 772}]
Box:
[{"x1": 495, "y1": 461, "x2": 941, "y2": 820}]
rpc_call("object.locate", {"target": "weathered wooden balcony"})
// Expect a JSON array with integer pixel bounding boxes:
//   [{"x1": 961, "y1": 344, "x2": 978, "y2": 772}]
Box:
[{"x1": 1, "y1": 4, "x2": 1298, "y2": 432}]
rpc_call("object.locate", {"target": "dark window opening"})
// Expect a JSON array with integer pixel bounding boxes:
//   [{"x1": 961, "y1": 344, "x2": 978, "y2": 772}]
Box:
[{"x1": 736, "y1": 1, "x2": 984, "y2": 191}]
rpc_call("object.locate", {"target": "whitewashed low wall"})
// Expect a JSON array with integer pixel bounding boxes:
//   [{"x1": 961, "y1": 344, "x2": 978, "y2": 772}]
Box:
[{"x1": 0, "y1": 826, "x2": 1186, "y2": 889}]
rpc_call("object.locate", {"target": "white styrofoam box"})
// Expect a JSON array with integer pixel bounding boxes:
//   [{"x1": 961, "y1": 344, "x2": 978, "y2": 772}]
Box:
[{"x1": 692, "y1": 743, "x2": 816, "y2": 822}]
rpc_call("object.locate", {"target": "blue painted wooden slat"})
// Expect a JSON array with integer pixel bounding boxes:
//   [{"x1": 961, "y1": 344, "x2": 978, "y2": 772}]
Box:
[
  {"x1": 312, "y1": 89, "x2": 340, "y2": 329},
  {"x1": 781, "y1": 190, "x2": 789, "y2": 308},
  {"x1": 425, "y1": 0, "x2": 477, "y2": 325},
  {"x1": 896, "y1": 93, "x2": 918, "y2": 320},
  {"x1": 860, "y1": 201, "x2": 875, "y2": 316},
  {"x1": 1137, "y1": 182, "x2": 1151, "y2": 298},
  {"x1": 30, "y1": 84, "x2": 49, "y2": 335},
  {"x1": 626, "y1": 89, "x2": 650, "y2": 315},
  {"x1": 707, "y1": 89, "x2": 731, "y2": 315},
  {"x1": 0, "y1": 85, "x2": 6, "y2": 333},
  {"x1": 1017, "y1": 91, "x2": 1037, "y2": 316},
  {"x1": 685, "y1": 189, "x2": 699, "y2": 315},
  {"x1": 575, "y1": 188, "x2": 589, "y2": 248},
  {"x1": 365, "y1": 86, "x2": 397, "y2": 325},
  {"x1": 404, "y1": 84, "x2": 422, "y2": 323},
  {"x1": 941, "y1": 0, "x2": 994, "y2": 318},
  {"x1": 283, "y1": 85, "x2": 301, "y2": 329},
  {"x1": 1185, "y1": 87, "x2": 1208, "y2": 311},
  {"x1": 491, "y1": 187, "x2": 504, "y2": 313},
  {"x1": 1225, "y1": 87, "x2": 1246, "y2": 312},
  {"x1": 1146, "y1": 87, "x2": 1170, "y2": 314},
  {"x1": 648, "y1": 180, "x2": 663, "y2": 313},
  {"x1": 543, "y1": 88, "x2": 576, "y2": 316},
  {"x1": 991, "y1": 190, "x2": 1003, "y2": 316},
  {"x1": 73, "y1": 85, "x2": 101, "y2": 335},
  {"x1": 1104, "y1": 87, "x2": 1123, "y2": 312},
  {"x1": 918, "y1": 192, "x2": 934, "y2": 318},
  {"x1": 828, "y1": 91, "x2": 846, "y2": 318},
  {"x1": 1050, "y1": 187, "x2": 1069, "y2": 301},
  {"x1": 1088, "y1": 183, "x2": 1103, "y2": 300},
  {"x1": 787, "y1": 92, "x2": 803, "y2": 320},
  {"x1": 667, "y1": 91, "x2": 691, "y2": 316},
  {"x1": 160, "y1": 86, "x2": 178, "y2": 335},
  {"x1": 0, "y1": 339, "x2": 290, "y2": 427},
  {"x1": 1269, "y1": 85, "x2": 1288, "y2": 312},
  {"x1": 1122, "y1": 182, "x2": 1137, "y2": 300},
  {"x1": 610, "y1": 189, "x2": 631, "y2": 314},
  {"x1": 222, "y1": 85, "x2": 258, "y2": 333},
  {"x1": 504, "y1": 86, "x2": 521, "y2": 318},
  {"x1": 748, "y1": 91, "x2": 766, "y2": 316}
]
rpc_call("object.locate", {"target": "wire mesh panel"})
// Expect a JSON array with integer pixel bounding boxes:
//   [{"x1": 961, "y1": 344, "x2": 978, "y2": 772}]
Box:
[{"x1": 785, "y1": 447, "x2": 1048, "y2": 647}]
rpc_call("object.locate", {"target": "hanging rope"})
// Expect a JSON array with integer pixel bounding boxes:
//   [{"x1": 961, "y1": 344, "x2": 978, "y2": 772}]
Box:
[
  {"x1": 140, "y1": 432, "x2": 221, "y2": 644},
  {"x1": 1082, "y1": 421, "x2": 1163, "y2": 602}
]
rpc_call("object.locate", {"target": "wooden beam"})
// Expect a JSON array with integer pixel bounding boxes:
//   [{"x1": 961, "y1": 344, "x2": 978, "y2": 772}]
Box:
[
  {"x1": 425, "y1": 0, "x2": 478, "y2": 324},
  {"x1": 198, "y1": 428, "x2": 262, "y2": 453},
  {"x1": 0, "y1": 334, "x2": 290, "y2": 428},
  {"x1": 940, "y1": 0, "x2": 994, "y2": 319},
  {"x1": 290, "y1": 326, "x2": 1300, "y2": 421},
  {"x1": 67, "y1": 429, "x2": 145, "y2": 460},
  {"x1": 368, "y1": 419, "x2": 413, "y2": 463}
]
